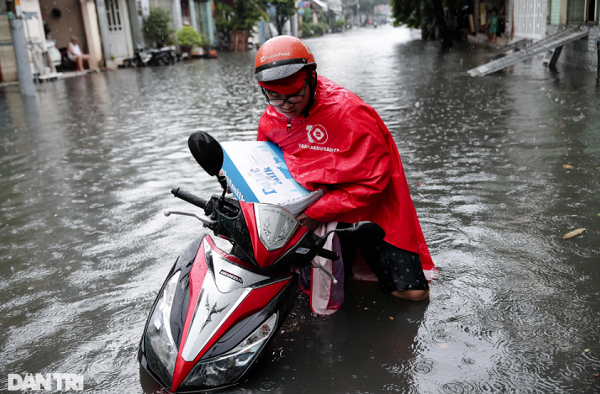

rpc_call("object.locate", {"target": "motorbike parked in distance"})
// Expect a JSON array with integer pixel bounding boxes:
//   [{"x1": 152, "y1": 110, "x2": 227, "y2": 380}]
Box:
[
  {"x1": 138, "y1": 131, "x2": 384, "y2": 392},
  {"x1": 128, "y1": 43, "x2": 176, "y2": 67}
]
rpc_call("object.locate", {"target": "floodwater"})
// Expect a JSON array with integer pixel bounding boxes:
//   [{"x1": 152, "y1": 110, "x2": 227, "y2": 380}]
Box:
[{"x1": 1, "y1": 26, "x2": 599, "y2": 393}]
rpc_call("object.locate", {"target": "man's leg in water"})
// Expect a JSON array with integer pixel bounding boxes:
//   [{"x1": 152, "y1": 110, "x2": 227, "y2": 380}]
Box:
[
  {"x1": 391, "y1": 289, "x2": 430, "y2": 300},
  {"x1": 374, "y1": 244, "x2": 429, "y2": 300}
]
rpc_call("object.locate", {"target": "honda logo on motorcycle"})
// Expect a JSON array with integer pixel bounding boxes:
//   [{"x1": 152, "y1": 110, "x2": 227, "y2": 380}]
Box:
[
  {"x1": 219, "y1": 269, "x2": 243, "y2": 284},
  {"x1": 306, "y1": 125, "x2": 328, "y2": 144}
]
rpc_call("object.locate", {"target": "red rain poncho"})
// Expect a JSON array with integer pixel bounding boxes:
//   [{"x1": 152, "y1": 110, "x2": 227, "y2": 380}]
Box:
[{"x1": 257, "y1": 76, "x2": 435, "y2": 272}]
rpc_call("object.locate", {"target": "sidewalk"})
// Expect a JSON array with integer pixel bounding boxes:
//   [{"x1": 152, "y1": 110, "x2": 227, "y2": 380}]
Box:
[
  {"x1": 467, "y1": 32, "x2": 508, "y2": 49},
  {"x1": 0, "y1": 69, "x2": 98, "y2": 88}
]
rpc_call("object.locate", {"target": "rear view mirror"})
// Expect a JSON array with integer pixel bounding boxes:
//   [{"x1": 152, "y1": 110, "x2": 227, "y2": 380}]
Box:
[{"x1": 188, "y1": 130, "x2": 224, "y2": 177}]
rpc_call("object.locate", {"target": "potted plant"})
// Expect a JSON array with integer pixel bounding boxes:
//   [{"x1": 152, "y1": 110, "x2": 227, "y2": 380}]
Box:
[
  {"x1": 190, "y1": 33, "x2": 211, "y2": 57},
  {"x1": 177, "y1": 25, "x2": 204, "y2": 56},
  {"x1": 142, "y1": 8, "x2": 174, "y2": 48}
]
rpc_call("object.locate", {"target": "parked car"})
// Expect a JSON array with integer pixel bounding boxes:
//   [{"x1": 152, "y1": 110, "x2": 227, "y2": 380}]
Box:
[{"x1": 45, "y1": 39, "x2": 61, "y2": 68}]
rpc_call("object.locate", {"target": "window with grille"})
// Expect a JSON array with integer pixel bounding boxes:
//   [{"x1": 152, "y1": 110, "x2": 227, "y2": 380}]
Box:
[
  {"x1": 567, "y1": 0, "x2": 585, "y2": 22},
  {"x1": 106, "y1": 0, "x2": 123, "y2": 31}
]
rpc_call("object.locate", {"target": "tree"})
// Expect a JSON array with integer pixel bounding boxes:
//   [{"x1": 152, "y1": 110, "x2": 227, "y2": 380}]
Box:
[
  {"x1": 391, "y1": 0, "x2": 426, "y2": 29},
  {"x1": 269, "y1": 0, "x2": 296, "y2": 35},
  {"x1": 391, "y1": 0, "x2": 466, "y2": 46},
  {"x1": 215, "y1": 0, "x2": 268, "y2": 44}
]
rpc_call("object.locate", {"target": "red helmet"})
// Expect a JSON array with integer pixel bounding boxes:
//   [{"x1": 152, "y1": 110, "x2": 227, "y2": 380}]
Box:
[{"x1": 254, "y1": 36, "x2": 316, "y2": 82}]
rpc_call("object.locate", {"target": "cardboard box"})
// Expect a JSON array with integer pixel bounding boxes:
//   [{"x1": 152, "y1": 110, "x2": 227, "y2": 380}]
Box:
[{"x1": 221, "y1": 141, "x2": 323, "y2": 216}]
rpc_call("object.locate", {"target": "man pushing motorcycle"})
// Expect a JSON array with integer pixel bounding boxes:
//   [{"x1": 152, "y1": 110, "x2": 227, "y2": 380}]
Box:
[{"x1": 254, "y1": 36, "x2": 435, "y2": 301}]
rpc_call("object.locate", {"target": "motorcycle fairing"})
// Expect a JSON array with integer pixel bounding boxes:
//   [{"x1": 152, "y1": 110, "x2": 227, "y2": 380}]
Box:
[
  {"x1": 139, "y1": 236, "x2": 204, "y2": 373},
  {"x1": 170, "y1": 236, "x2": 292, "y2": 391},
  {"x1": 240, "y1": 201, "x2": 310, "y2": 268},
  {"x1": 199, "y1": 274, "x2": 297, "y2": 360}
]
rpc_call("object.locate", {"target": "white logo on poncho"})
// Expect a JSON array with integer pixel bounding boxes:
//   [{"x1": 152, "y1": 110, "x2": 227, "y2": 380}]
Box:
[{"x1": 306, "y1": 125, "x2": 328, "y2": 144}]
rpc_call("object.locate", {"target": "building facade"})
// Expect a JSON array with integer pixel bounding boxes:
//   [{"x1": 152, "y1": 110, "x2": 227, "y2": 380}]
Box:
[
  {"x1": 0, "y1": 0, "x2": 218, "y2": 82},
  {"x1": 503, "y1": 0, "x2": 599, "y2": 71}
]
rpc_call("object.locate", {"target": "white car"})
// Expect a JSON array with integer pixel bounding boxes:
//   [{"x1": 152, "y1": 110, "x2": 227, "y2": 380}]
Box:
[{"x1": 45, "y1": 39, "x2": 62, "y2": 68}]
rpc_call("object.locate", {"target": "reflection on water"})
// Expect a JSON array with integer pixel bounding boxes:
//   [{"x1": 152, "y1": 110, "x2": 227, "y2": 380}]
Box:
[{"x1": 1, "y1": 26, "x2": 599, "y2": 393}]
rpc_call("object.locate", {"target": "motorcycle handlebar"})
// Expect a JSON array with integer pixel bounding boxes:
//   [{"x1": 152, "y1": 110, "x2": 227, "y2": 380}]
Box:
[
  {"x1": 316, "y1": 248, "x2": 339, "y2": 261},
  {"x1": 171, "y1": 187, "x2": 208, "y2": 209}
]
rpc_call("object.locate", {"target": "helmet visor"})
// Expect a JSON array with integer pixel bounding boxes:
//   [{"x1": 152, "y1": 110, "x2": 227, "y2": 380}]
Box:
[
  {"x1": 255, "y1": 62, "x2": 306, "y2": 82},
  {"x1": 258, "y1": 70, "x2": 308, "y2": 95}
]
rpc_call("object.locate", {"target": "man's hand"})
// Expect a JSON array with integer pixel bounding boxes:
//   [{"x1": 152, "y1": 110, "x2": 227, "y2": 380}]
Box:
[{"x1": 296, "y1": 213, "x2": 321, "y2": 232}]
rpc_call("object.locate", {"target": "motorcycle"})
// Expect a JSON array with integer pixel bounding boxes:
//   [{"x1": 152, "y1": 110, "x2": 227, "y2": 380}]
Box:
[
  {"x1": 129, "y1": 43, "x2": 176, "y2": 67},
  {"x1": 138, "y1": 130, "x2": 385, "y2": 392}
]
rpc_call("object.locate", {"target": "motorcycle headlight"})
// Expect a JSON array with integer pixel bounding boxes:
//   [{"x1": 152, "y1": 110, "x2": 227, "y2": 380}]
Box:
[
  {"x1": 145, "y1": 271, "x2": 181, "y2": 387},
  {"x1": 179, "y1": 313, "x2": 278, "y2": 390}
]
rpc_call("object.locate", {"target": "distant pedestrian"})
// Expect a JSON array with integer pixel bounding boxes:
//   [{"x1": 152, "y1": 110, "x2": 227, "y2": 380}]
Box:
[
  {"x1": 486, "y1": 9, "x2": 499, "y2": 43},
  {"x1": 68, "y1": 36, "x2": 97, "y2": 72}
]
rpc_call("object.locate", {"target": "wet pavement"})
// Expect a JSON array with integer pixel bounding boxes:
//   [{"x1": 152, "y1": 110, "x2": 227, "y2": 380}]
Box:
[{"x1": 1, "y1": 26, "x2": 599, "y2": 393}]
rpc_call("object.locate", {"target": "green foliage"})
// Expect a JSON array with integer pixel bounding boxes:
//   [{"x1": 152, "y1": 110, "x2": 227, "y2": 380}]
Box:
[
  {"x1": 177, "y1": 25, "x2": 200, "y2": 47},
  {"x1": 299, "y1": 20, "x2": 331, "y2": 37},
  {"x1": 317, "y1": 10, "x2": 327, "y2": 23},
  {"x1": 270, "y1": 0, "x2": 296, "y2": 35},
  {"x1": 391, "y1": 0, "x2": 469, "y2": 32},
  {"x1": 303, "y1": 7, "x2": 312, "y2": 21},
  {"x1": 311, "y1": 23, "x2": 324, "y2": 36},
  {"x1": 142, "y1": 8, "x2": 174, "y2": 48},
  {"x1": 299, "y1": 21, "x2": 312, "y2": 37},
  {"x1": 311, "y1": 22, "x2": 330, "y2": 36},
  {"x1": 391, "y1": 0, "x2": 427, "y2": 28},
  {"x1": 176, "y1": 26, "x2": 209, "y2": 48},
  {"x1": 215, "y1": 1, "x2": 268, "y2": 35},
  {"x1": 332, "y1": 18, "x2": 345, "y2": 33}
]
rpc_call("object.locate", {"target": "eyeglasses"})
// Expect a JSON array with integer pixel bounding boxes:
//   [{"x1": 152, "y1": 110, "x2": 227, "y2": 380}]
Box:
[{"x1": 264, "y1": 82, "x2": 307, "y2": 107}]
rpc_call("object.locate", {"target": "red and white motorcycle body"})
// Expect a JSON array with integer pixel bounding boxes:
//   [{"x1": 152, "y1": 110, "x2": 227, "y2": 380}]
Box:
[
  {"x1": 139, "y1": 193, "x2": 329, "y2": 392},
  {"x1": 139, "y1": 131, "x2": 380, "y2": 392}
]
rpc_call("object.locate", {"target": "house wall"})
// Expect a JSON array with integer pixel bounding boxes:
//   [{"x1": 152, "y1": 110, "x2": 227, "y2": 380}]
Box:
[
  {"x1": 148, "y1": 0, "x2": 172, "y2": 16},
  {"x1": 548, "y1": 24, "x2": 600, "y2": 71},
  {"x1": 39, "y1": 0, "x2": 87, "y2": 50},
  {"x1": 21, "y1": 0, "x2": 47, "y2": 45},
  {"x1": 80, "y1": 0, "x2": 102, "y2": 68},
  {"x1": 509, "y1": 0, "x2": 548, "y2": 39}
]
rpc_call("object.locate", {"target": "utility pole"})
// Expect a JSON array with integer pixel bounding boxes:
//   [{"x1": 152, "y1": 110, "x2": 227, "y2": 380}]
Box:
[
  {"x1": 420, "y1": 0, "x2": 427, "y2": 40},
  {"x1": 7, "y1": 0, "x2": 35, "y2": 96}
]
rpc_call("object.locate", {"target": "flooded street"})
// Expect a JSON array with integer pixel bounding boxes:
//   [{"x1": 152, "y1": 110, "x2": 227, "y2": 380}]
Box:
[{"x1": 1, "y1": 26, "x2": 599, "y2": 393}]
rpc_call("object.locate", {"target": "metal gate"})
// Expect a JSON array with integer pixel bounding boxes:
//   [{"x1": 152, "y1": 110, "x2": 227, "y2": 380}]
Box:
[
  {"x1": 512, "y1": 0, "x2": 546, "y2": 40},
  {"x1": 0, "y1": 13, "x2": 18, "y2": 82},
  {"x1": 106, "y1": 0, "x2": 130, "y2": 58}
]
